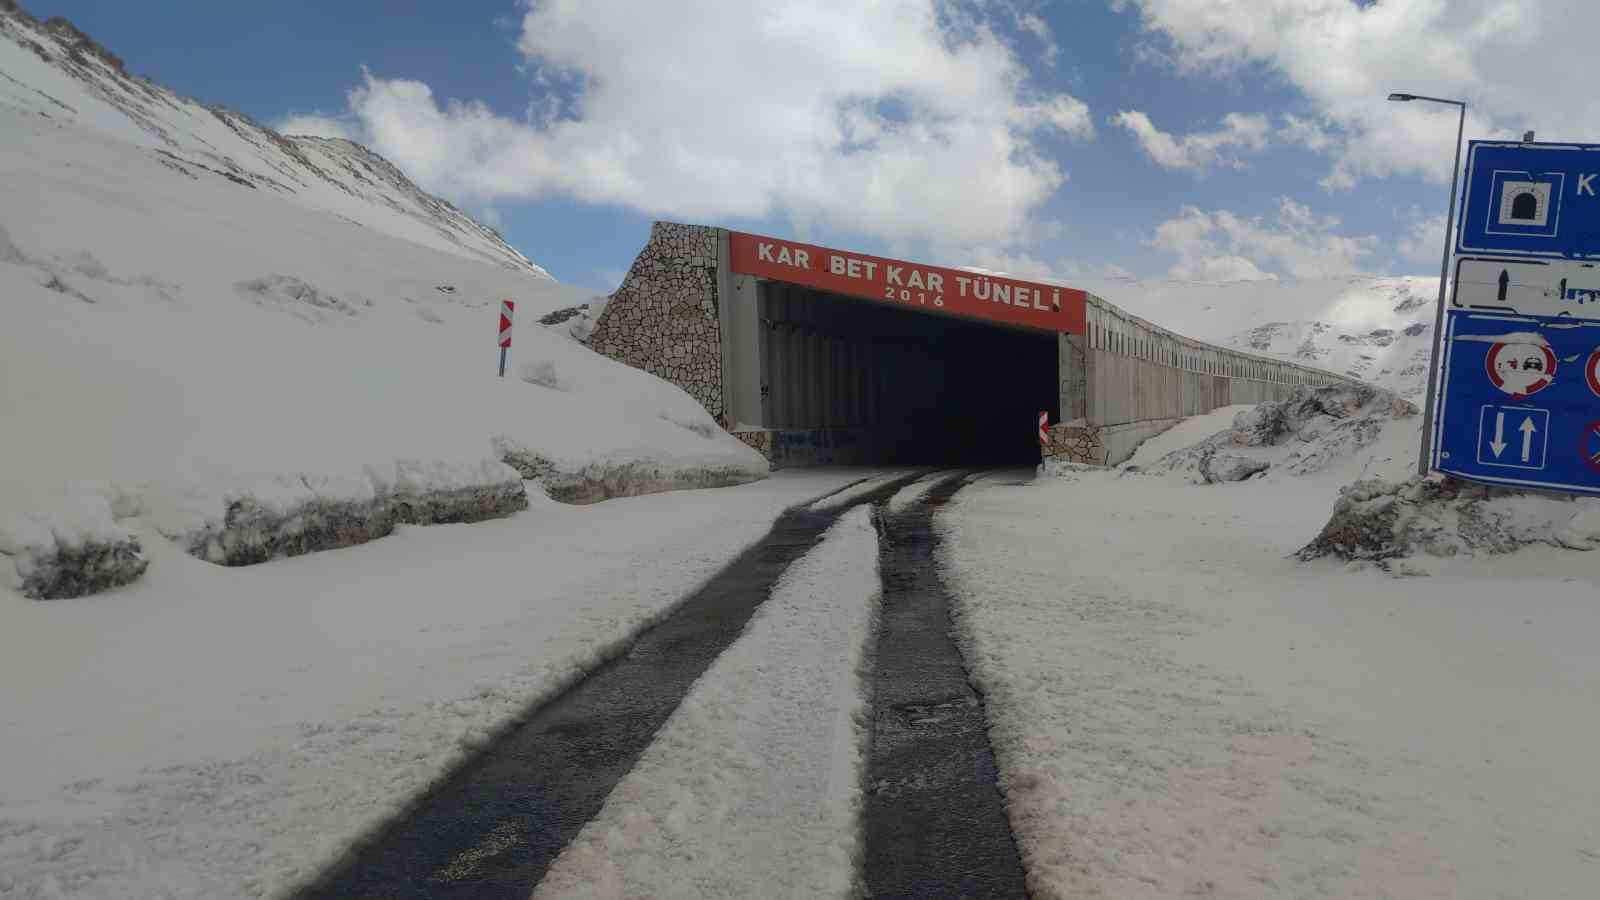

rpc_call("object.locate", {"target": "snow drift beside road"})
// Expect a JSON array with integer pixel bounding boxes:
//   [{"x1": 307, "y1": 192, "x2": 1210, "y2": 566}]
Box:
[
  {"x1": 1125, "y1": 384, "x2": 1418, "y2": 485},
  {"x1": 0, "y1": 105, "x2": 767, "y2": 593}
]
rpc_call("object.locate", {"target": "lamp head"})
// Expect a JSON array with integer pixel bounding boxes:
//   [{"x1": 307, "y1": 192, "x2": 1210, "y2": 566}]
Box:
[{"x1": 1388, "y1": 93, "x2": 1415, "y2": 101}]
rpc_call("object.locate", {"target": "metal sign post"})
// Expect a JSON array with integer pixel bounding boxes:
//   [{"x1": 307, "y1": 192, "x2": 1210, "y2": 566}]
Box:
[{"x1": 1429, "y1": 139, "x2": 1600, "y2": 495}]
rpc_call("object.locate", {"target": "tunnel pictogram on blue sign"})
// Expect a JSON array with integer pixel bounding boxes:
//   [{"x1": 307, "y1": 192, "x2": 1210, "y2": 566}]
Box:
[
  {"x1": 1457, "y1": 141, "x2": 1600, "y2": 259},
  {"x1": 1433, "y1": 309, "x2": 1600, "y2": 494}
]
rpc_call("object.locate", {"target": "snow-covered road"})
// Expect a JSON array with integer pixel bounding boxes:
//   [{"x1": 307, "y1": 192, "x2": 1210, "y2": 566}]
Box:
[
  {"x1": 533, "y1": 506, "x2": 882, "y2": 900},
  {"x1": 10, "y1": 407, "x2": 1597, "y2": 900},
  {"x1": 0, "y1": 471, "x2": 866, "y2": 899}
]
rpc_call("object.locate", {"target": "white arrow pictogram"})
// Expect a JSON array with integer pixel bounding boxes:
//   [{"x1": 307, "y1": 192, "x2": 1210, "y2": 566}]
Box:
[
  {"x1": 1520, "y1": 415, "x2": 1538, "y2": 463},
  {"x1": 1490, "y1": 411, "x2": 1508, "y2": 458}
]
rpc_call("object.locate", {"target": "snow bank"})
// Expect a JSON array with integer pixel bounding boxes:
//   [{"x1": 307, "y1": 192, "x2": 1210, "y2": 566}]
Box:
[
  {"x1": 0, "y1": 470, "x2": 864, "y2": 900},
  {"x1": 1299, "y1": 477, "x2": 1600, "y2": 564},
  {"x1": 172, "y1": 460, "x2": 528, "y2": 566},
  {"x1": 0, "y1": 104, "x2": 766, "y2": 596},
  {"x1": 1131, "y1": 384, "x2": 1417, "y2": 484},
  {"x1": 561, "y1": 293, "x2": 611, "y2": 343},
  {"x1": 497, "y1": 448, "x2": 764, "y2": 504},
  {"x1": 1120, "y1": 404, "x2": 1256, "y2": 469},
  {"x1": 940, "y1": 463, "x2": 1600, "y2": 899},
  {"x1": 0, "y1": 484, "x2": 146, "y2": 599},
  {"x1": 533, "y1": 505, "x2": 882, "y2": 900}
]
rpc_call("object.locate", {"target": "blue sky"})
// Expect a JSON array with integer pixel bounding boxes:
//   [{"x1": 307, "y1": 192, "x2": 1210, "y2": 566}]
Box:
[{"x1": 27, "y1": 0, "x2": 1575, "y2": 291}]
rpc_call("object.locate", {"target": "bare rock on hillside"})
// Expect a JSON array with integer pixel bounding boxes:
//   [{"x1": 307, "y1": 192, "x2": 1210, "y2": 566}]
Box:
[
  {"x1": 1143, "y1": 383, "x2": 1417, "y2": 484},
  {"x1": 1298, "y1": 477, "x2": 1600, "y2": 563}
]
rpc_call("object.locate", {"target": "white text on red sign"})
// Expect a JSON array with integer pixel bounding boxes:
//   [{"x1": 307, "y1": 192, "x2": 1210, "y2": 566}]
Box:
[{"x1": 755, "y1": 241, "x2": 1062, "y2": 313}]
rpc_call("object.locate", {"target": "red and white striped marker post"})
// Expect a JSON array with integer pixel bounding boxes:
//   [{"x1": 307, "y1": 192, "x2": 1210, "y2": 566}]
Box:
[
  {"x1": 1038, "y1": 411, "x2": 1049, "y2": 449},
  {"x1": 497, "y1": 299, "x2": 514, "y2": 377}
]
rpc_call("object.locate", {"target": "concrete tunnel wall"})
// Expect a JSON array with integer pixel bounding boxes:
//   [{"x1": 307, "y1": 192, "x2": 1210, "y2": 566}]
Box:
[
  {"x1": 587, "y1": 222, "x2": 1355, "y2": 469},
  {"x1": 1051, "y1": 294, "x2": 1351, "y2": 466}
]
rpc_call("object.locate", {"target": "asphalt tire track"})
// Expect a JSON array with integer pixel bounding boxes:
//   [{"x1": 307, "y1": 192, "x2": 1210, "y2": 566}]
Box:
[
  {"x1": 862, "y1": 473, "x2": 1030, "y2": 898},
  {"x1": 293, "y1": 473, "x2": 924, "y2": 900}
]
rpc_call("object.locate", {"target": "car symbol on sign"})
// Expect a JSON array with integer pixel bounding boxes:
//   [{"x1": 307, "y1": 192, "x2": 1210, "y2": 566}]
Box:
[{"x1": 1485, "y1": 341, "x2": 1557, "y2": 398}]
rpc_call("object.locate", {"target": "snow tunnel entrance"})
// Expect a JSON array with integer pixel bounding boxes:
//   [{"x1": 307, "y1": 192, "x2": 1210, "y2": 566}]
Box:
[{"x1": 758, "y1": 281, "x2": 1059, "y2": 467}]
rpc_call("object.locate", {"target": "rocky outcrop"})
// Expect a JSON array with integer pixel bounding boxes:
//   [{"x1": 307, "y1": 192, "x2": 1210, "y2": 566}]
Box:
[
  {"x1": 499, "y1": 447, "x2": 763, "y2": 504},
  {"x1": 189, "y1": 477, "x2": 528, "y2": 567},
  {"x1": 14, "y1": 536, "x2": 148, "y2": 600},
  {"x1": 1, "y1": 488, "x2": 151, "y2": 600},
  {"x1": 1298, "y1": 478, "x2": 1600, "y2": 563},
  {"x1": 587, "y1": 223, "x2": 724, "y2": 421},
  {"x1": 1197, "y1": 452, "x2": 1270, "y2": 484},
  {"x1": 1141, "y1": 383, "x2": 1417, "y2": 483}
]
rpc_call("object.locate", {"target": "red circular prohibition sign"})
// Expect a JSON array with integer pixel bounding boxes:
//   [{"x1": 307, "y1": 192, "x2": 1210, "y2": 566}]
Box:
[
  {"x1": 1485, "y1": 341, "x2": 1557, "y2": 399},
  {"x1": 1586, "y1": 349, "x2": 1600, "y2": 398}
]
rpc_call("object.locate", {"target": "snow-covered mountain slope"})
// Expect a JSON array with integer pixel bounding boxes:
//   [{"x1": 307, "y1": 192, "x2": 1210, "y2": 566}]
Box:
[
  {"x1": 0, "y1": 8, "x2": 771, "y2": 596},
  {"x1": 0, "y1": 3, "x2": 547, "y2": 277},
  {"x1": 1080, "y1": 277, "x2": 1439, "y2": 399}
]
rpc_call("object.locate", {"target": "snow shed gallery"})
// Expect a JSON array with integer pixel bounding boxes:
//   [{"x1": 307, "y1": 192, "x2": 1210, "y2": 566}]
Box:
[{"x1": 588, "y1": 222, "x2": 1351, "y2": 468}]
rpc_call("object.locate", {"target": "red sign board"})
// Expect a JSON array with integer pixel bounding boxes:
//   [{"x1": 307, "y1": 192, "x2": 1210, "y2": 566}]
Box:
[
  {"x1": 499, "y1": 300, "x2": 514, "y2": 348},
  {"x1": 728, "y1": 231, "x2": 1085, "y2": 334}
]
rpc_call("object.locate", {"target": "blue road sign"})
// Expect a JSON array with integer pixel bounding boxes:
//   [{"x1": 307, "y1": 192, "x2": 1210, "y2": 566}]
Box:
[
  {"x1": 1433, "y1": 308, "x2": 1600, "y2": 494},
  {"x1": 1457, "y1": 140, "x2": 1600, "y2": 259},
  {"x1": 1474, "y1": 404, "x2": 1548, "y2": 470}
]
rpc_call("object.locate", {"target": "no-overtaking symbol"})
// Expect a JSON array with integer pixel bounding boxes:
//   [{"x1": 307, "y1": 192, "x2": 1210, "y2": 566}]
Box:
[{"x1": 1484, "y1": 340, "x2": 1555, "y2": 398}]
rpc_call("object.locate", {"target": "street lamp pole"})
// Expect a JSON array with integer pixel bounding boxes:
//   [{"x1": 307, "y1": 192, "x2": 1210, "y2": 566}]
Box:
[{"x1": 1389, "y1": 92, "x2": 1467, "y2": 478}]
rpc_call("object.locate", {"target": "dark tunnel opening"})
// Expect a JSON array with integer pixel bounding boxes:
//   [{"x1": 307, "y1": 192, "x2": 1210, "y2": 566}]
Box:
[{"x1": 760, "y1": 283, "x2": 1060, "y2": 467}]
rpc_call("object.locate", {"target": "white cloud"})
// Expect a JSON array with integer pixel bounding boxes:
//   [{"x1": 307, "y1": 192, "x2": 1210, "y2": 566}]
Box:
[
  {"x1": 1278, "y1": 113, "x2": 1333, "y2": 152},
  {"x1": 1017, "y1": 13, "x2": 1059, "y2": 64},
  {"x1": 275, "y1": 114, "x2": 358, "y2": 141},
  {"x1": 1150, "y1": 196, "x2": 1376, "y2": 280},
  {"x1": 1119, "y1": 0, "x2": 1582, "y2": 189},
  {"x1": 327, "y1": 1, "x2": 1092, "y2": 248},
  {"x1": 1113, "y1": 110, "x2": 1269, "y2": 170},
  {"x1": 1397, "y1": 213, "x2": 1448, "y2": 268},
  {"x1": 956, "y1": 249, "x2": 1132, "y2": 283}
]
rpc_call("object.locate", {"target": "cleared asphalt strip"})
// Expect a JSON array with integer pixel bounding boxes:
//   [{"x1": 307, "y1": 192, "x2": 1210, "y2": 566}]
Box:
[
  {"x1": 293, "y1": 474, "x2": 919, "y2": 900},
  {"x1": 861, "y1": 473, "x2": 1029, "y2": 898},
  {"x1": 532, "y1": 505, "x2": 882, "y2": 899}
]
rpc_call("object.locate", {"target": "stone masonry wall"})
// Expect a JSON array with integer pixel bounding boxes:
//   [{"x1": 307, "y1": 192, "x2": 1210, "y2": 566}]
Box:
[
  {"x1": 731, "y1": 429, "x2": 774, "y2": 459},
  {"x1": 1043, "y1": 422, "x2": 1106, "y2": 466},
  {"x1": 588, "y1": 222, "x2": 725, "y2": 422}
]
